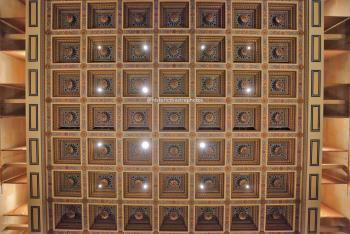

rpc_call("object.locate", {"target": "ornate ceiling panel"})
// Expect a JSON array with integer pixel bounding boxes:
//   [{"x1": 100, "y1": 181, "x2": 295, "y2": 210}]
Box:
[{"x1": 44, "y1": 0, "x2": 305, "y2": 232}]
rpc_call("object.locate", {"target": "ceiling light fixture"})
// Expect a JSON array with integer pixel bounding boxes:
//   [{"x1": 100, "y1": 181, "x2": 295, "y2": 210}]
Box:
[{"x1": 141, "y1": 141, "x2": 150, "y2": 150}]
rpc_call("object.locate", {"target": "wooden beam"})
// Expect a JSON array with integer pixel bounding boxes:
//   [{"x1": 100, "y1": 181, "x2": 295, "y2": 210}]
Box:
[{"x1": 325, "y1": 34, "x2": 346, "y2": 40}]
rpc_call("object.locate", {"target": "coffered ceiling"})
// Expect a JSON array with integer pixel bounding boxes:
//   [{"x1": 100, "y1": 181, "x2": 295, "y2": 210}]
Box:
[{"x1": 43, "y1": 0, "x2": 305, "y2": 232}]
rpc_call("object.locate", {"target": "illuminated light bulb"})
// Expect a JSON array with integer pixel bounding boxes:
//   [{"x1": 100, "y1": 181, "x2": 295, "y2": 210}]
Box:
[
  {"x1": 96, "y1": 87, "x2": 103, "y2": 93},
  {"x1": 246, "y1": 87, "x2": 252, "y2": 94},
  {"x1": 98, "y1": 184, "x2": 103, "y2": 189},
  {"x1": 199, "y1": 142, "x2": 206, "y2": 149},
  {"x1": 97, "y1": 45, "x2": 102, "y2": 50},
  {"x1": 143, "y1": 183, "x2": 148, "y2": 190},
  {"x1": 199, "y1": 183, "x2": 205, "y2": 190},
  {"x1": 141, "y1": 86, "x2": 149, "y2": 94},
  {"x1": 245, "y1": 184, "x2": 250, "y2": 189},
  {"x1": 200, "y1": 44, "x2": 206, "y2": 51},
  {"x1": 97, "y1": 142, "x2": 103, "y2": 147},
  {"x1": 247, "y1": 46, "x2": 252, "y2": 50},
  {"x1": 141, "y1": 141, "x2": 150, "y2": 150},
  {"x1": 143, "y1": 44, "x2": 149, "y2": 51}
]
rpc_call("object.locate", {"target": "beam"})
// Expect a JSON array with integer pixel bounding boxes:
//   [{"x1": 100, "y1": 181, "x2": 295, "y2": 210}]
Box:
[{"x1": 324, "y1": 34, "x2": 346, "y2": 40}]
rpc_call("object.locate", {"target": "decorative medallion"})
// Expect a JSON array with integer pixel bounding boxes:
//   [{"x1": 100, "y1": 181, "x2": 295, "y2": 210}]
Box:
[
  {"x1": 265, "y1": 205, "x2": 294, "y2": 231},
  {"x1": 88, "y1": 3, "x2": 116, "y2": 29},
  {"x1": 88, "y1": 171, "x2": 116, "y2": 198},
  {"x1": 196, "y1": 70, "x2": 225, "y2": 97},
  {"x1": 232, "y1": 37, "x2": 261, "y2": 63},
  {"x1": 195, "y1": 173, "x2": 224, "y2": 199},
  {"x1": 53, "y1": 4, "x2": 81, "y2": 30},
  {"x1": 88, "y1": 138, "x2": 116, "y2": 165},
  {"x1": 124, "y1": 206, "x2": 152, "y2": 231},
  {"x1": 159, "y1": 104, "x2": 189, "y2": 131},
  {"x1": 88, "y1": 70, "x2": 116, "y2": 97},
  {"x1": 88, "y1": 37, "x2": 116, "y2": 63},
  {"x1": 266, "y1": 172, "x2": 295, "y2": 198},
  {"x1": 269, "y1": 37, "x2": 297, "y2": 63},
  {"x1": 195, "y1": 206, "x2": 224, "y2": 231},
  {"x1": 232, "y1": 3, "x2": 261, "y2": 29},
  {"x1": 269, "y1": 4, "x2": 296, "y2": 30},
  {"x1": 54, "y1": 204, "x2": 82, "y2": 230},
  {"x1": 232, "y1": 139, "x2": 260, "y2": 165},
  {"x1": 54, "y1": 171, "x2": 81, "y2": 197},
  {"x1": 231, "y1": 172, "x2": 260, "y2": 199},
  {"x1": 159, "y1": 69, "x2": 189, "y2": 97},
  {"x1": 196, "y1": 36, "x2": 226, "y2": 62},
  {"x1": 123, "y1": 2, "x2": 153, "y2": 28},
  {"x1": 232, "y1": 105, "x2": 261, "y2": 131},
  {"x1": 123, "y1": 138, "x2": 152, "y2": 165},
  {"x1": 231, "y1": 206, "x2": 259, "y2": 231},
  {"x1": 159, "y1": 206, "x2": 188, "y2": 231},
  {"x1": 232, "y1": 70, "x2": 261, "y2": 97},
  {"x1": 123, "y1": 36, "x2": 152, "y2": 62},
  {"x1": 53, "y1": 70, "x2": 80, "y2": 97},
  {"x1": 196, "y1": 139, "x2": 225, "y2": 165},
  {"x1": 53, "y1": 138, "x2": 81, "y2": 164},
  {"x1": 159, "y1": 36, "x2": 189, "y2": 62},
  {"x1": 124, "y1": 172, "x2": 152, "y2": 199},
  {"x1": 268, "y1": 105, "x2": 296, "y2": 131},
  {"x1": 159, "y1": 173, "x2": 188, "y2": 199},
  {"x1": 159, "y1": 139, "x2": 189, "y2": 166},
  {"x1": 53, "y1": 37, "x2": 80, "y2": 63},
  {"x1": 268, "y1": 138, "x2": 295, "y2": 165},
  {"x1": 268, "y1": 71, "x2": 297, "y2": 98},
  {"x1": 53, "y1": 104, "x2": 80, "y2": 131},
  {"x1": 87, "y1": 105, "x2": 115, "y2": 131},
  {"x1": 196, "y1": 104, "x2": 225, "y2": 131},
  {"x1": 123, "y1": 104, "x2": 152, "y2": 131},
  {"x1": 123, "y1": 70, "x2": 152, "y2": 97},
  {"x1": 88, "y1": 205, "x2": 117, "y2": 230},
  {"x1": 160, "y1": 2, "x2": 189, "y2": 28},
  {"x1": 196, "y1": 3, "x2": 225, "y2": 28}
]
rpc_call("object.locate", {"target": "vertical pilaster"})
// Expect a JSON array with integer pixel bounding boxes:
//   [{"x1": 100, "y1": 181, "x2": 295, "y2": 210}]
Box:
[
  {"x1": 302, "y1": 0, "x2": 323, "y2": 233},
  {"x1": 26, "y1": 0, "x2": 45, "y2": 233}
]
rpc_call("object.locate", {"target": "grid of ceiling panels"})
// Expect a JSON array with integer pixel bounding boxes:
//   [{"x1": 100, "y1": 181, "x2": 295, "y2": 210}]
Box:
[{"x1": 44, "y1": 0, "x2": 305, "y2": 232}]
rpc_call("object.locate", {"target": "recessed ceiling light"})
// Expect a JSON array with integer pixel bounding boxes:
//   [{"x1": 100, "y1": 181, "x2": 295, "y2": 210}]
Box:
[
  {"x1": 200, "y1": 44, "x2": 206, "y2": 51},
  {"x1": 141, "y1": 141, "x2": 150, "y2": 150},
  {"x1": 143, "y1": 44, "x2": 149, "y2": 51},
  {"x1": 141, "y1": 86, "x2": 149, "y2": 94},
  {"x1": 199, "y1": 142, "x2": 206, "y2": 149}
]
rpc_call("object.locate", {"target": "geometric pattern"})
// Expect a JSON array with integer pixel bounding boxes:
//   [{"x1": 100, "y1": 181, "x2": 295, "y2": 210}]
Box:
[
  {"x1": 196, "y1": 70, "x2": 225, "y2": 97},
  {"x1": 232, "y1": 139, "x2": 260, "y2": 165},
  {"x1": 52, "y1": 70, "x2": 80, "y2": 97},
  {"x1": 196, "y1": 2, "x2": 225, "y2": 28},
  {"x1": 196, "y1": 139, "x2": 225, "y2": 165},
  {"x1": 266, "y1": 172, "x2": 295, "y2": 198},
  {"x1": 232, "y1": 3, "x2": 261, "y2": 29},
  {"x1": 44, "y1": 0, "x2": 305, "y2": 232},
  {"x1": 233, "y1": 70, "x2": 261, "y2": 97},
  {"x1": 159, "y1": 173, "x2": 188, "y2": 199},
  {"x1": 159, "y1": 36, "x2": 189, "y2": 62},
  {"x1": 159, "y1": 69, "x2": 189, "y2": 97},
  {"x1": 159, "y1": 206, "x2": 188, "y2": 231},
  {"x1": 269, "y1": 37, "x2": 297, "y2": 63},
  {"x1": 195, "y1": 173, "x2": 224, "y2": 199},
  {"x1": 87, "y1": 70, "x2": 116, "y2": 97},
  {"x1": 88, "y1": 3, "x2": 116, "y2": 29},
  {"x1": 268, "y1": 105, "x2": 296, "y2": 131},
  {"x1": 267, "y1": 138, "x2": 295, "y2": 165},
  {"x1": 52, "y1": 3, "x2": 81, "y2": 30},
  {"x1": 231, "y1": 172, "x2": 260, "y2": 199},
  {"x1": 196, "y1": 36, "x2": 225, "y2": 62},
  {"x1": 195, "y1": 206, "x2": 224, "y2": 231},
  {"x1": 88, "y1": 138, "x2": 116, "y2": 165},
  {"x1": 88, "y1": 205, "x2": 117, "y2": 230},
  {"x1": 159, "y1": 104, "x2": 189, "y2": 131},
  {"x1": 268, "y1": 71, "x2": 297, "y2": 98},
  {"x1": 196, "y1": 104, "x2": 225, "y2": 131},
  {"x1": 160, "y1": 2, "x2": 189, "y2": 28},
  {"x1": 231, "y1": 205, "x2": 259, "y2": 231},
  {"x1": 265, "y1": 205, "x2": 294, "y2": 231},
  {"x1": 269, "y1": 4, "x2": 296, "y2": 30}
]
